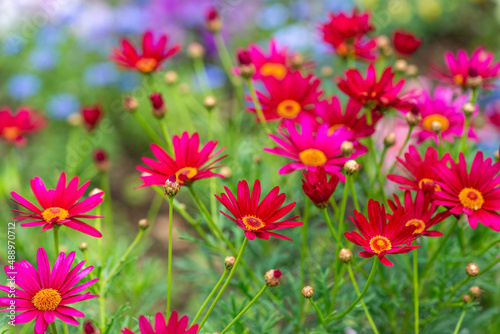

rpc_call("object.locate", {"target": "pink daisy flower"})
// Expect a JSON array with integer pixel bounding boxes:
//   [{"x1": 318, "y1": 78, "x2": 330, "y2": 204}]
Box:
[
  {"x1": 0, "y1": 248, "x2": 98, "y2": 334},
  {"x1": 433, "y1": 151, "x2": 500, "y2": 231},
  {"x1": 11, "y1": 172, "x2": 104, "y2": 237},
  {"x1": 122, "y1": 311, "x2": 198, "y2": 334}
]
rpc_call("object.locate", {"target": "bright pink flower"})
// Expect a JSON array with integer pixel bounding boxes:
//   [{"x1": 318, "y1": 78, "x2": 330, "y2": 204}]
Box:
[
  {"x1": 247, "y1": 71, "x2": 323, "y2": 123},
  {"x1": 0, "y1": 248, "x2": 98, "y2": 334},
  {"x1": 336, "y1": 64, "x2": 415, "y2": 113},
  {"x1": 413, "y1": 85, "x2": 478, "y2": 144},
  {"x1": 11, "y1": 172, "x2": 104, "y2": 237},
  {"x1": 0, "y1": 107, "x2": 47, "y2": 146},
  {"x1": 111, "y1": 31, "x2": 180, "y2": 73},
  {"x1": 81, "y1": 105, "x2": 103, "y2": 131},
  {"x1": 215, "y1": 180, "x2": 302, "y2": 241},
  {"x1": 121, "y1": 311, "x2": 198, "y2": 334},
  {"x1": 301, "y1": 167, "x2": 339, "y2": 208},
  {"x1": 433, "y1": 152, "x2": 500, "y2": 231},
  {"x1": 388, "y1": 145, "x2": 451, "y2": 193},
  {"x1": 264, "y1": 119, "x2": 367, "y2": 179},
  {"x1": 433, "y1": 47, "x2": 500, "y2": 88},
  {"x1": 137, "y1": 132, "x2": 226, "y2": 187},
  {"x1": 392, "y1": 30, "x2": 422, "y2": 56},
  {"x1": 344, "y1": 199, "x2": 419, "y2": 267}
]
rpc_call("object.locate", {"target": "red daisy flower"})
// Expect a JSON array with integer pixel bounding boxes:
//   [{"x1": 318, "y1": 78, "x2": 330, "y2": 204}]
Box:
[
  {"x1": 486, "y1": 100, "x2": 500, "y2": 130},
  {"x1": 137, "y1": 132, "x2": 226, "y2": 187},
  {"x1": 81, "y1": 105, "x2": 103, "y2": 132},
  {"x1": 344, "y1": 199, "x2": 419, "y2": 267},
  {"x1": 122, "y1": 311, "x2": 198, "y2": 334},
  {"x1": 248, "y1": 71, "x2": 323, "y2": 123},
  {"x1": 0, "y1": 107, "x2": 47, "y2": 146},
  {"x1": 433, "y1": 152, "x2": 500, "y2": 231},
  {"x1": 215, "y1": 179, "x2": 302, "y2": 241},
  {"x1": 264, "y1": 119, "x2": 367, "y2": 179},
  {"x1": 388, "y1": 191, "x2": 451, "y2": 238},
  {"x1": 433, "y1": 47, "x2": 500, "y2": 89},
  {"x1": 111, "y1": 31, "x2": 181, "y2": 73},
  {"x1": 388, "y1": 145, "x2": 451, "y2": 193},
  {"x1": 11, "y1": 172, "x2": 104, "y2": 237},
  {"x1": 301, "y1": 167, "x2": 339, "y2": 208},
  {"x1": 336, "y1": 64, "x2": 415, "y2": 113},
  {"x1": 0, "y1": 248, "x2": 98, "y2": 334},
  {"x1": 392, "y1": 30, "x2": 422, "y2": 57}
]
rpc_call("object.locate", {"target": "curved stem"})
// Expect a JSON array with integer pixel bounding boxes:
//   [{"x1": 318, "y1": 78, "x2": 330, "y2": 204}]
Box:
[
  {"x1": 301, "y1": 199, "x2": 310, "y2": 289},
  {"x1": 453, "y1": 308, "x2": 467, "y2": 334},
  {"x1": 387, "y1": 126, "x2": 414, "y2": 176},
  {"x1": 160, "y1": 120, "x2": 174, "y2": 155},
  {"x1": 213, "y1": 32, "x2": 238, "y2": 87},
  {"x1": 191, "y1": 269, "x2": 229, "y2": 326},
  {"x1": 166, "y1": 197, "x2": 174, "y2": 318},
  {"x1": 337, "y1": 179, "x2": 350, "y2": 240},
  {"x1": 347, "y1": 263, "x2": 379, "y2": 334},
  {"x1": 53, "y1": 226, "x2": 60, "y2": 256},
  {"x1": 413, "y1": 249, "x2": 419, "y2": 334},
  {"x1": 309, "y1": 298, "x2": 326, "y2": 325},
  {"x1": 63, "y1": 323, "x2": 69, "y2": 334},
  {"x1": 349, "y1": 176, "x2": 360, "y2": 213},
  {"x1": 247, "y1": 79, "x2": 271, "y2": 134},
  {"x1": 132, "y1": 111, "x2": 163, "y2": 145},
  {"x1": 50, "y1": 322, "x2": 59, "y2": 334},
  {"x1": 322, "y1": 208, "x2": 343, "y2": 247}
]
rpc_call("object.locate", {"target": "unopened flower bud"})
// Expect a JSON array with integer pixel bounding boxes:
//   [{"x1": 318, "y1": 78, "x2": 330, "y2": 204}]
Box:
[
  {"x1": 431, "y1": 121, "x2": 442, "y2": 134},
  {"x1": 89, "y1": 188, "x2": 104, "y2": 197},
  {"x1": 83, "y1": 320, "x2": 100, "y2": 334},
  {"x1": 237, "y1": 49, "x2": 255, "y2": 79},
  {"x1": 495, "y1": 150, "x2": 499, "y2": 161},
  {"x1": 462, "y1": 102, "x2": 475, "y2": 116},
  {"x1": 224, "y1": 256, "x2": 235, "y2": 269},
  {"x1": 203, "y1": 96, "x2": 217, "y2": 110},
  {"x1": 394, "y1": 59, "x2": 408, "y2": 72},
  {"x1": 253, "y1": 155, "x2": 262, "y2": 163},
  {"x1": 138, "y1": 218, "x2": 149, "y2": 230},
  {"x1": 469, "y1": 286, "x2": 481, "y2": 299},
  {"x1": 465, "y1": 263, "x2": 479, "y2": 277},
  {"x1": 177, "y1": 202, "x2": 186, "y2": 210},
  {"x1": 205, "y1": 7, "x2": 222, "y2": 33},
  {"x1": 302, "y1": 286, "x2": 314, "y2": 298},
  {"x1": 81, "y1": 105, "x2": 104, "y2": 132},
  {"x1": 93, "y1": 149, "x2": 111, "y2": 172},
  {"x1": 163, "y1": 174, "x2": 181, "y2": 197},
  {"x1": 67, "y1": 113, "x2": 82, "y2": 126},
  {"x1": 344, "y1": 160, "x2": 360, "y2": 175},
  {"x1": 179, "y1": 83, "x2": 190, "y2": 94},
  {"x1": 219, "y1": 167, "x2": 232, "y2": 178},
  {"x1": 406, "y1": 64, "x2": 418, "y2": 77},
  {"x1": 164, "y1": 71, "x2": 179, "y2": 85},
  {"x1": 375, "y1": 35, "x2": 390, "y2": 49},
  {"x1": 384, "y1": 133, "x2": 396, "y2": 147},
  {"x1": 341, "y1": 141, "x2": 354, "y2": 156},
  {"x1": 462, "y1": 294, "x2": 471, "y2": 303},
  {"x1": 187, "y1": 42, "x2": 205, "y2": 59},
  {"x1": 59, "y1": 245, "x2": 68, "y2": 254},
  {"x1": 338, "y1": 248, "x2": 353, "y2": 264},
  {"x1": 321, "y1": 66, "x2": 333, "y2": 77},
  {"x1": 406, "y1": 111, "x2": 421, "y2": 126},
  {"x1": 124, "y1": 96, "x2": 139, "y2": 112},
  {"x1": 466, "y1": 68, "x2": 482, "y2": 88},
  {"x1": 289, "y1": 54, "x2": 304, "y2": 70},
  {"x1": 265, "y1": 269, "x2": 282, "y2": 287},
  {"x1": 149, "y1": 93, "x2": 167, "y2": 118},
  {"x1": 79, "y1": 242, "x2": 88, "y2": 251}
]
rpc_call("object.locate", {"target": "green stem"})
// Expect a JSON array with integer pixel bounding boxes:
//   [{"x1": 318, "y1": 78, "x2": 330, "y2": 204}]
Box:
[
  {"x1": 413, "y1": 249, "x2": 419, "y2": 334},
  {"x1": 53, "y1": 226, "x2": 60, "y2": 256},
  {"x1": 387, "y1": 126, "x2": 413, "y2": 177},
  {"x1": 51, "y1": 322, "x2": 59, "y2": 334},
  {"x1": 337, "y1": 179, "x2": 350, "y2": 239},
  {"x1": 63, "y1": 323, "x2": 69, "y2": 334},
  {"x1": 166, "y1": 197, "x2": 174, "y2": 318},
  {"x1": 322, "y1": 208, "x2": 343, "y2": 247},
  {"x1": 453, "y1": 308, "x2": 467, "y2": 334},
  {"x1": 349, "y1": 176, "x2": 360, "y2": 212},
  {"x1": 198, "y1": 238, "x2": 248, "y2": 330},
  {"x1": 301, "y1": 199, "x2": 310, "y2": 289},
  {"x1": 191, "y1": 269, "x2": 229, "y2": 326},
  {"x1": 459, "y1": 116, "x2": 470, "y2": 156},
  {"x1": 95, "y1": 205, "x2": 103, "y2": 267},
  {"x1": 309, "y1": 298, "x2": 326, "y2": 325},
  {"x1": 247, "y1": 79, "x2": 271, "y2": 134},
  {"x1": 160, "y1": 120, "x2": 174, "y2": 155},
  {"x1": 193, "y1": 56, "x2": 212, "y2": 95},
  {"x1": 132, "y1": 111, "x2": 163, "y2": 145},
  {"x1": 213, "y1": 32, "x2": 239, "y2": 87},
  {"x1": 219, "y1": 285, "x2": 268, "y2": 334},
  {"x1": 347, "y1": 263, "x2": 379, "y2": 334},
  {"x1": 99, "y1": 172, "x2": 113, "y2": 240},
  {"x1": 366, "y1": 107, "x2": 372, "y2": 125}
]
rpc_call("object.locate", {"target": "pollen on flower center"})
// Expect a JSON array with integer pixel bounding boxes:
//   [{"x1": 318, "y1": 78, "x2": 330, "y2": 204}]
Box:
[
  {"x1": 32, "y1": 288, "x2": 62, "y2": 311},
  {"x1": 175, "y1": 167, "x2": 198, "y2": 184},
  {"x1": 406, "y1": 219, "x2": 426, "y2": 234},
  {"x1": 328, "y1": 123, "x2": 351, "y2": 135},
  {"x1": 453, "y1": 74, "x2": 464, "y2": 85},
  {"x1": 242, "y1": 216, "x2": 265, "y2": 231},
  {"x1": 2, "y1": 126, "x2": 21, "y2": 141},
  {"x1": 299, "y1": 149, "x2": 327, "y2": 167},
  {"x1": 459, "y1": 187, "x2": 484, "y2": 211},
  {"x1": 277, "y1": 99, "x2": 301, "y2": 119},
  {"x1": 336, "y1": 43, "x2": 349, "y2": 57},
  {"x1": 260, "y1": 63, "x2": 287, "y2": 80},
  {"x1": 41, "y1": 207, "x2": 69, "y2": 223},
  {"x1": 136, "y1": 57, "x2": 158, "y2": 73},
  {"x1": 369, "y1": 236, "x2": 392, "y2": 254},
  {"x1": 418, "y1": 178, "x2": 441, "y2": 191},
  {"x1": 422, "y1": 114, "x2": 450, "y2": 132}
]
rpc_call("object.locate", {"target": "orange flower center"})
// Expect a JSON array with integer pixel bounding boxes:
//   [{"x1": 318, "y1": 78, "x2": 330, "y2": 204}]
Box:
[
  {"x1": 277, "y1": 99, "x2": 301, "y2": 119},
  {"x1": 136, "y1": 57, "x2": 158, "y2": 73},
  {"x1": 32, "y1": 288, "x2": 62, "y2": 311},
  {"x1": 2, "y1": 126, "x2": 21, "y2": 141},
  {"x1": 418, "y1": 178, "x2": 441, "y2": 191},
  {"x1": 242, "y1": 216, "x2": 265, "y2": 231},
  {"x1": 406, "y1": 219, "x2": 426, "y2": 234},
  {"x1": 459, "y1": 187, "x2": 484, "y2": 211},
  {"x1": 299, "y1": 149, "x2": 327, "y2": 167},
  {"x1": 328, "y1": 124, "x2": 351, "y2": 135},
  {"x1": 336, "y1": 43, "x2": 349, "y2": 57},
  {"x1": 41, "y1": 207, "x2": 69, "y2": 223},
  {"x1": 422, "y1": 114, "x2": 450, "y2": 132},
  {"x1": 369, "y1": 236, "x2": 392, "y2": 254},
  {"x1": 175, "y1": 167, "x2": 198, "y2": 184},
  {"x1": 260, "y1": 63, "x2": 287, "y2": 80},
  {"x1": 453, "y1": 74, "x2": 464, "y2": 85}
]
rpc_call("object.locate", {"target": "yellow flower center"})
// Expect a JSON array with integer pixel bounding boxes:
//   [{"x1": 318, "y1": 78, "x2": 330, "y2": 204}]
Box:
[
  {"x1": 41, "y1": 207, "x2": 69, "y2": 223},
  {"x1": 175, "y1": 167, "x2": 198, "y2": 184},
  {"x1": 260, "y1": 63, "x2": 287, "y2": 80},
  {"x1": 135, "y1": 57, "x2": 158, "y2": 73},
  {"x1": 453, "y1": 74, "x2": 464, "y2": 85},
  {"x1": 422, "y1": 114, "x2": 450, "y2": 132},
  {"x1": 299, "y1": 149, "x2": 327, "y2": 167},
  {"x1": 369, "y1": 236, "x2": 392, "y2": 254},
  {"x1": 418, "y1": 178, "x2": 441, "y2": 191},
  {"x1": 242, "y1": 216, "x2": 265, "y2": 231},
  {"x1": 459, "y1": 187, "x2": 484, "y2": 211},
  {"x1": 406, "y1": 219, "x2": 426, "y2": 234},
  {"x1": 2, "y1": 127, "x2": 21, "y2": 141},
  {"x1": 277, "y1": 99, "x2": 301, "y2": 119},
  {"x1": 32, "y1": 288, "x2": 62, "y2": 311},
  {"x1": 328, "y1": 124, "x2": 351, "y2": 135}
]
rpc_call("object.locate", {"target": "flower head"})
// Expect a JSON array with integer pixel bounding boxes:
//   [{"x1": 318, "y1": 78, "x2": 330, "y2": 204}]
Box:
[
  {"x1": 137, "y1": 132, "x2": 226, "y2": 187},
  {"x1": 215, "y1": 180, "x2": 302, "y2": 241},
  {"x1": 433, "y1": 152, "x2": 500, "y2": 231},
  {"x1": 0, "y1": 248, "x2": 98, "y2": 334},
  {"x1": 344, "y1": 199, "x2": 419, "y2": 266},
  {"x1": 11, "y1": 172, "x2": 104, "y2": 237},
  {"x1": 0, "y1": 107, "x2": 47, "y2": 146},
  {"x1": 121, "y1": 311, "x2": 198, "y2": 334},
  {"x1": 301, "y1": 167, "x2": 339, "y2": 208},
  {"x1": 111, "y1": 31, "x2": 180, "y2": 73},
  {"x1": 81, "y1": 105, "x2": 103, "y2": 132},
  {"x1": 392, "y1": 30, "x2": 422, "y2": 57}
]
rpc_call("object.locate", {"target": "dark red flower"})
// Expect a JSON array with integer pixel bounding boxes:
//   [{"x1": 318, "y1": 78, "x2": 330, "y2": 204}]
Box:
[
  {"x1": 237, "y1": 49, "x2": 252, "y2": 66},
  {"x1": 301, "y1": 167, "x2": 339, "y2": 208},
  {"x1": 392, "y1": 30, "x2": 422, "y2": 56},
  {"x1": 0, "y1": 107, "x2": 47, "y2": 146},
  {"x1": 81, "y1": 105, "x2": 103, "y2": 131},
  {"x1": 93, "y1": 149, "x2": 110, "y2": 172},
  {"x1": 206, "y1": 6, "x2": 219, "y2": 21}
]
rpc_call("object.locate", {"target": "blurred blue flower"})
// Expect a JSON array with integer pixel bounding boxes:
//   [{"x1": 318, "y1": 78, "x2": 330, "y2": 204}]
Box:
[
  {"x1": 2, "y1": 34, "x2": 26, "y2": 55},
  {"x1": 274, "y1": 24, "x2": 312, "y2": 51},
  {"x1": 115, "y1": 5, "x2": 146, "y2": 34},
  {"x1": 323, "y1": 0, "x2": 354, "y2": 12},
  {"x1": 30, "y1": 49, "x2": 58, "y2": 70},
  {"x1": 256, "y1": 3, "x2": 289, "y2": 30},
  {"x1": 7, "y1": 74, "x2": 42, "y2": 100},
  {"x1": 36, "y1": 26, "x2": 65, "y2": 46},
  {"x1": 46, "y1": 94, "x2": 81, "y2": 120},
  {"x1": 290, "y1": 1, "x2": 312, "y2": 20},
  {"x1": 84, "y1": 62, "x2": 119, "y2": 87},
  {"x1": 205, "y1": 65, "x2": 226, "y2": 90},
  {"x1": 118, "y1": 72, "x2": 142, "y2": 92}
]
